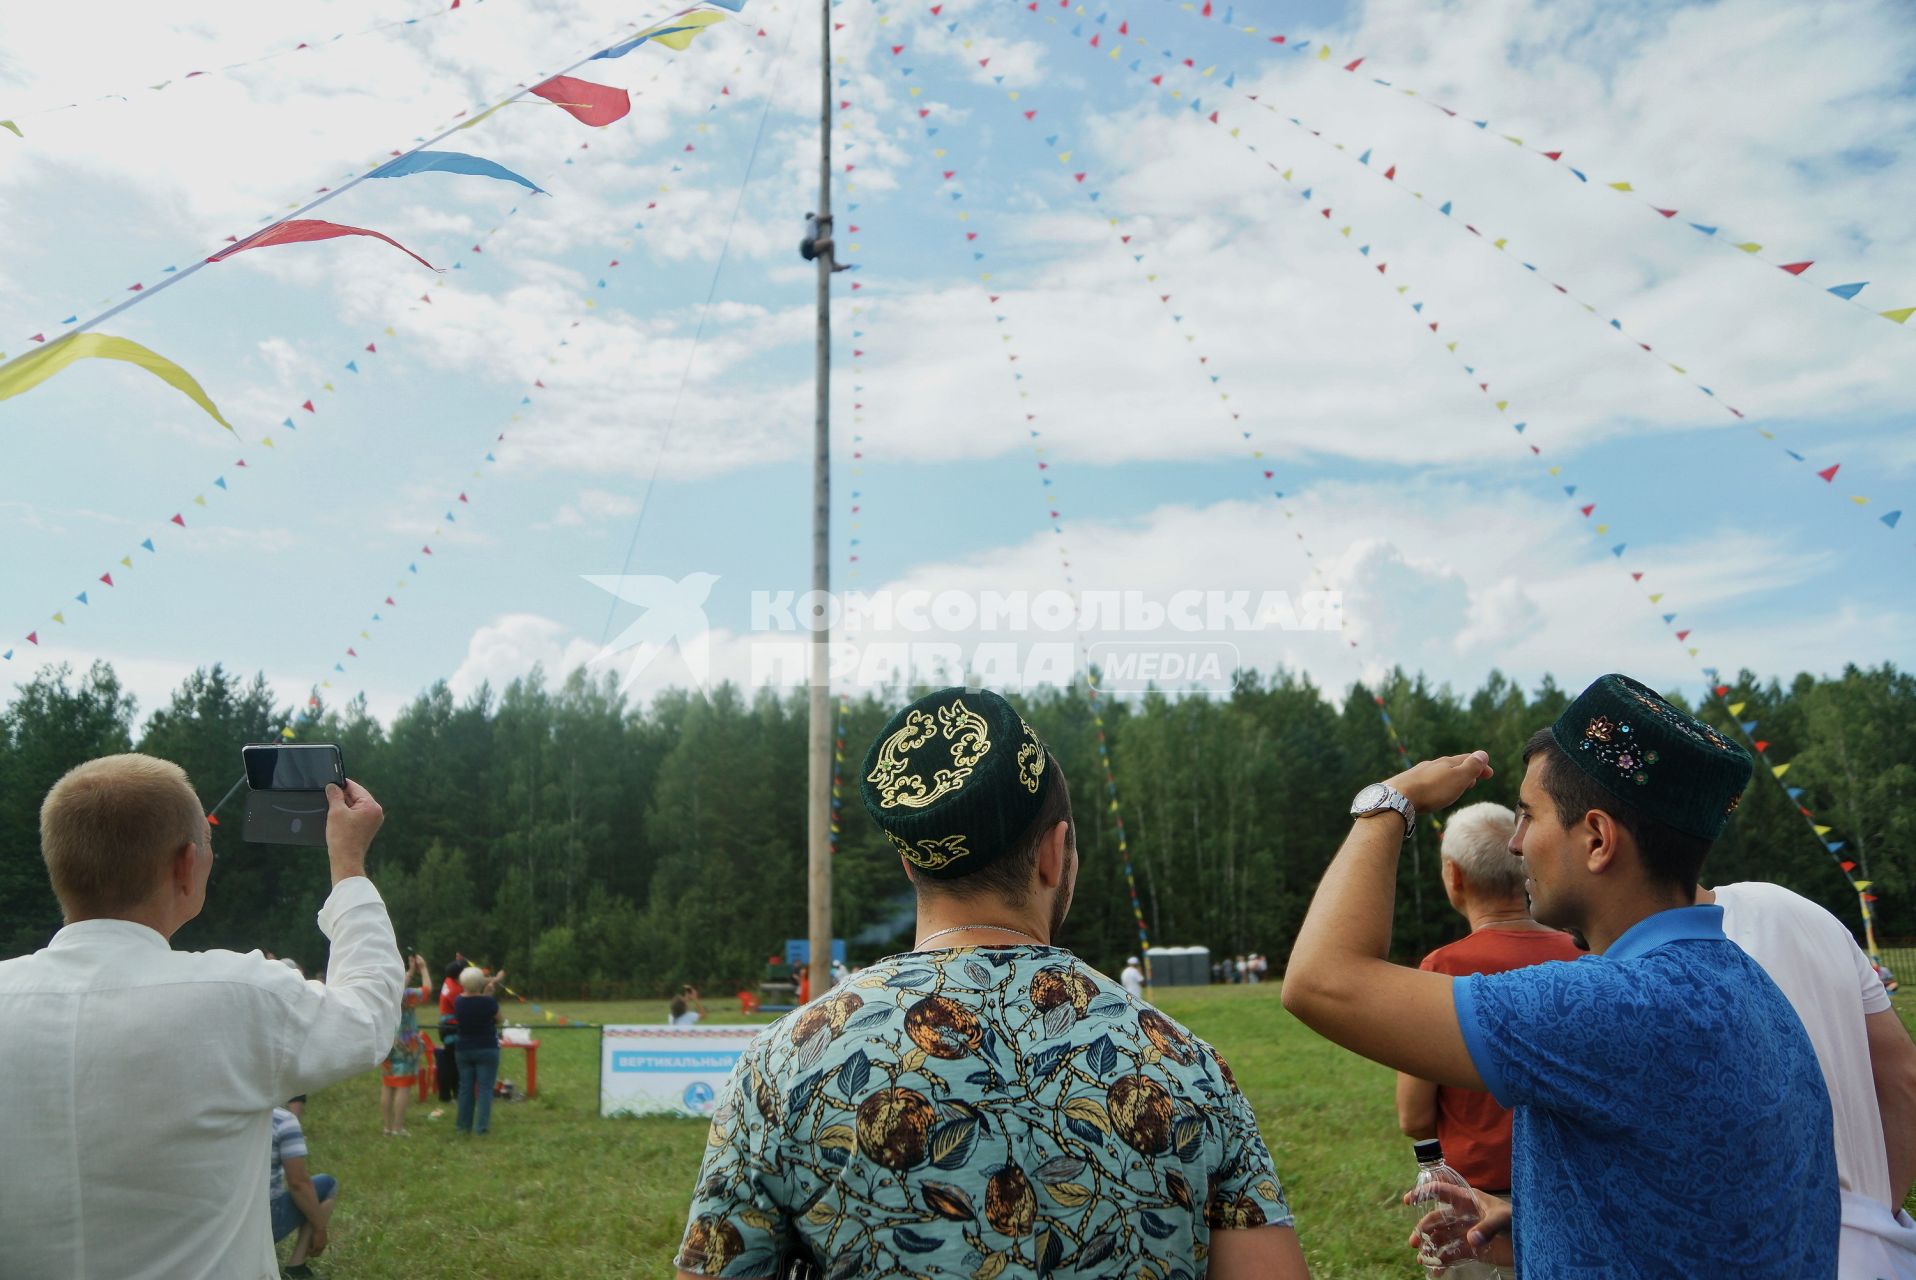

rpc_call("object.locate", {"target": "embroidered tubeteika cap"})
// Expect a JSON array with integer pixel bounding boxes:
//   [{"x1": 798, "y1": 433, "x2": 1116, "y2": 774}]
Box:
[
  {"x1": 1549, "y1": 673, "x2": 1753, "y2": 840},
  {"x1": 859, "y1": 687, "x2": 1055, "y2": 880}
]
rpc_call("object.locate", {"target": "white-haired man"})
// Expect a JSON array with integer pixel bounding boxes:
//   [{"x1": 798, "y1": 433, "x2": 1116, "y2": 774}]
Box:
[
  {"x1": 0, "y1": 754, "x2": 401, "y2": 1280},
  {"x1": 1393, "y1": 802, "x2": 1581, "y2": 1196}
]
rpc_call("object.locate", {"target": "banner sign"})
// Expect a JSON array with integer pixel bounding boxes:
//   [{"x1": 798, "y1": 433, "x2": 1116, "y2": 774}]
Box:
[{"x1": 600, "y1": 1025, "x2": 759, "y2": 1118}]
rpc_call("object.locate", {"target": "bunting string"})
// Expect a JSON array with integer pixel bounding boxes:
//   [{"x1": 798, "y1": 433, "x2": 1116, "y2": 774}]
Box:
[
  {"x1": 595, "y1": 4, "x2": 795, "y2": 651},
  {"x1": 829, "y1": 0, "x2": 873, "y2": 869},
  {"x1": 0, "y1": 3, "x2": 738, "y2": 394},
  {"x1": 1028, "y1": 3, "x2": 1908, "y2": 536},
  {"x1": 919, "y1": 0, "x2": 1461, "y2": 814},
  {"x1": 1132, "y1": 70, "x2": 1883, "y2": 933},
  {"x1": 871, "y1": 0, "x2": 1155, "y2": 972},
  {"x1": 2, "y1": 200, "x2": 528, "y2": 664},
  {"x1": 295, "y1": 16, "x2": 783, "y2": 717},
  {"x1": 7, "y1": 17, "x2": 763, "y2": 667},
  {"x1": 0, "y1": 0, "x2": 519, "y2": 137},
  {"x1": 1145, "y1": 0, "x2": 1915, "y2": 331}
]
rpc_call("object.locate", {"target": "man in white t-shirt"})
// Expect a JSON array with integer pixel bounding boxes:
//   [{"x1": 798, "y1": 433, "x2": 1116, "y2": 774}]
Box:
[
  {"x1": 1120, "y1": 955, "x2": 1146, "y2": 1000},
  {"x1": 1707, "y1": 880, "x2": 1916, "y2": 1278}
]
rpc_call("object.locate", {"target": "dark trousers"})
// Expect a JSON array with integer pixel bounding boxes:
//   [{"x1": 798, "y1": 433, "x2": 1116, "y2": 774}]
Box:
[
  {"x1": 436, "y1": 1042, "x2": 459, "y2": 1102},
  {"x1": 456, "y1": 1046, "x2": 500, "y2": 1134}
]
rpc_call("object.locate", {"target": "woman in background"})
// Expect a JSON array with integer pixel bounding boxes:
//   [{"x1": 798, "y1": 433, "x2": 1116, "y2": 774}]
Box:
[
  {"x1": 453, "y1": 965, "x2": 504, "y2": 1136},
  {"x1": 379, "y1": 953, "x2": 430, "y2": 1136}
]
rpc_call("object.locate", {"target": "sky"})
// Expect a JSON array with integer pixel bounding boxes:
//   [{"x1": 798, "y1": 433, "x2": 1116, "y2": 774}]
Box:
[{"x1": 0, "y1": 0, "x2": 1912, "y2": 729}]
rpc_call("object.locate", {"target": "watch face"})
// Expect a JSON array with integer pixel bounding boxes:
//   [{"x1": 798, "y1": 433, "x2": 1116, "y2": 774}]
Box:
[{"x1": 1352, "y1": 783, "x2": 1389, "y2": 812}]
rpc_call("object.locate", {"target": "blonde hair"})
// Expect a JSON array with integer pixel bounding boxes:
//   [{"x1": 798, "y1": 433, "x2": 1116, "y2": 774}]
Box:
[
  {"x1": 459, "y1": 966, "x2": 489, "y2": 993},
  {"x1": 40, "y1": 754, "x2": 205, "y2": 915},
  {"x1": 1441, "y1": 801, "x2": 1524, "y2": 898}
]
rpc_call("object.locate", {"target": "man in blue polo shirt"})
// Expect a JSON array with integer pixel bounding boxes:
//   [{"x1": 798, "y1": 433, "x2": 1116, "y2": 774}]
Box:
[{"x1": 1283, "y1": 673, "x2": 1838, "y2": 1276}]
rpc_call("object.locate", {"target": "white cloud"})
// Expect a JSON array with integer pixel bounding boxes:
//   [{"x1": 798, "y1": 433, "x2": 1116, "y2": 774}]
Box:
[{"x1": 446, "y1": 611, "x2": 600, "y2": 701}]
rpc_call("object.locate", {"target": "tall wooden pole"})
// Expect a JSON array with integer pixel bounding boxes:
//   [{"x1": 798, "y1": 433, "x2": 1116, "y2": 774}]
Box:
[{"x1": 807, "y1": 0, "x2": 835, "y2": 1001}]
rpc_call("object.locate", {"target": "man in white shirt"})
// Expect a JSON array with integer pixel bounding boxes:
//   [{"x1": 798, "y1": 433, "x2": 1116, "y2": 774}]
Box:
[
  {"x1": 0, "y1": 753, "x2": 402, "y2": 1280},
  {"x1": 1121, "y1": 954, "x2": 1146, "y2": 1000},
  {"x1": 1707, "y1": 881, "x2": 1916, "y2": 1278}
]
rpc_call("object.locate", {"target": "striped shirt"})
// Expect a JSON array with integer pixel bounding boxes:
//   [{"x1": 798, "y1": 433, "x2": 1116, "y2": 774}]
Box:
[{"x1": 268, "y1": 1109, "x2": 308, "y2": 1197}]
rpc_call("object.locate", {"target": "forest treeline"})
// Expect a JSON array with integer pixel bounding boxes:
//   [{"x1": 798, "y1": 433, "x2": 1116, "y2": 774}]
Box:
[{"x1": 1, "y1": 660, "x2": 1908, "y2": 994}]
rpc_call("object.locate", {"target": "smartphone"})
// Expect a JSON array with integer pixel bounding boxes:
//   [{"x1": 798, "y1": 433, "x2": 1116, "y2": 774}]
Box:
[{"x1": 242, "y1": 743, "x2": 345, "y2": 792}]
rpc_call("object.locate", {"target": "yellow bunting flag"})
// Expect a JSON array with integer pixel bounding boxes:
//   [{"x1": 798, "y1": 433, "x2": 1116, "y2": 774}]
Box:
[
  {"x1": 1608, "y1": 181, "x2": 1633, "y2": 192},
  {"x1": 1734, "y1": 242, "x2": 1762, "y2": 254},
  {"x1": 458, "y1": 100, "x2": 513, "y2": 132},
  {"x1": 1814, "y1": 825, "x2": 1832, "y2": 836},
  {"x1": 1728, "y1": 702, "x2": 1746, "y2": 716},
  {"x1": 1771, "y1": 762, "x2": 1791, "y2": 777},
  {"x1": 0, "y1": 333, "x2": 231, "y2": 430},
  {"x1": 634, "y1": 8, "x2": 728, "y2": 50},
  {"x1": 0, "y1": 120, "x2": 20, "y2": 138},
  {"x1": 1882, "y1": 307, "x2": 1915, "y2": 325},
  {"x1": 1855, "y1": 881, "x2": 1873, "y2": 893}
]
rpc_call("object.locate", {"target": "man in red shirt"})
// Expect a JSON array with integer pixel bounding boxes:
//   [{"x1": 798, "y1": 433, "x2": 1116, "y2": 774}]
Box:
[{"x1": 1395, "y1": 802, "x2": 1582, "y2": 1193}]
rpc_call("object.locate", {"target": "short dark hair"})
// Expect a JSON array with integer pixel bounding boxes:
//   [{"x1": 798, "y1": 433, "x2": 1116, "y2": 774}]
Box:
[
  {"x1": 669, "y1": 996, "x2": 687, "y2": 1019},
  {"x1": 1522, "y1": 729, "x2": 1713, "y2": 891},
  {"x1": 914, "y1": 760, "x2": 1074, "y2": 908}
]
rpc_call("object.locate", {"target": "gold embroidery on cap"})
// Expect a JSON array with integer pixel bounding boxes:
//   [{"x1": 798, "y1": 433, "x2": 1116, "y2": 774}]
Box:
[
  {"x1": 1017, "y1": 720, "x2": 1045, "y2": 794},
  {"x1": 940, "y1": 699, "x2": 991, "y2": 769},
  {"x1": 889, "y1": 831, "x2": 972, "y2": 871},
  {"x1": 868, "y1": 699, "x2": 994, "y2": 810}
]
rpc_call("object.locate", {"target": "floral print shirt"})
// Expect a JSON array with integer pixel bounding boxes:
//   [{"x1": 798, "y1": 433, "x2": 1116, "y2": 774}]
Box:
[{"x1": 677, "y1": 945, "x2": 1290, "y2": 1278}]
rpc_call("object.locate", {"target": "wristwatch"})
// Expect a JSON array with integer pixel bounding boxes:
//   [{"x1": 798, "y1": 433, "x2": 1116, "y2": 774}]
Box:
[{"x1": 1350, "y1": 782, "x2": 1415, "y2": 834}]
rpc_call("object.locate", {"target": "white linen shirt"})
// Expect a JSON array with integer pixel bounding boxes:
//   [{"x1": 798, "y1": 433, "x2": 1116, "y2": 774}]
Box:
[{"x1": 0, "y1": 876, "x2": 402, "y2": 1280}]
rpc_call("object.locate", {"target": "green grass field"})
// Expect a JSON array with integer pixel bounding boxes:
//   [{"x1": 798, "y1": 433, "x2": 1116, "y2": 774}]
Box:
[{"x1": 291, "y1": 986, "x2": 1916, "y2": 1279}]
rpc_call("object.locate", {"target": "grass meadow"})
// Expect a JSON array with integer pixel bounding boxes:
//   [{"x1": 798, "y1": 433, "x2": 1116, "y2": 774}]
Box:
[{"x1": 289, "y1": 984, "x2": 1916, "y2": 1279}]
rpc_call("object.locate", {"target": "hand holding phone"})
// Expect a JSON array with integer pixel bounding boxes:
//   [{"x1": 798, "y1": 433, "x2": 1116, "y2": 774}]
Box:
[{"x1": 324, "y1": 778, "x2": 384, "y2": 877}]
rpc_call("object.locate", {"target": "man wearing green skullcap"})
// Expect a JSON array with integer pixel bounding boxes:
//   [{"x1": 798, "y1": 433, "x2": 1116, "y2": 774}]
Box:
[
  {"x1": 1283, "y1": 673, "x2": 1838, "y2": 1277},
  {"x1": 676, "y1": 687, "x2": 1307, "y2": 1280}
]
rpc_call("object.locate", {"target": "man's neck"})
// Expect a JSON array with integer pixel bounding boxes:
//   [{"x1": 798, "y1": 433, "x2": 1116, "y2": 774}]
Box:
[
  {"x1": 1581, "y1": 884, "x2": 1695, "y2": 955},
  {"x1": 64, "y1": 901, "x2": 176, "y2": 939},
  {"x1": 914, "y1": 894, "x2": 1050, "y2": 950},
  {"x1": 1463, "y1": 896, "x2": 1547, "y2": 933}
]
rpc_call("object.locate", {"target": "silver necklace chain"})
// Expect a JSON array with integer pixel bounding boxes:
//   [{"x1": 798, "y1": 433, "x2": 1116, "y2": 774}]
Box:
[{"x1": 915, "y1": 923, "x2": 1043, "y2": 949}]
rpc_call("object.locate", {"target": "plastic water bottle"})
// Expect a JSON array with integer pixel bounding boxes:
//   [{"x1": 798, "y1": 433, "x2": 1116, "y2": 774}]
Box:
[{"x1": 1404, "y1": 1138, "x2": 1501, "y2": 1278}]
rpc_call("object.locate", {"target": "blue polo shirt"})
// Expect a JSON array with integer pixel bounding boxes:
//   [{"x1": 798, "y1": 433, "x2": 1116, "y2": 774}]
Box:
[{"x1": 1454, "y1": 904, "x2": 1838, "y2": 1278}]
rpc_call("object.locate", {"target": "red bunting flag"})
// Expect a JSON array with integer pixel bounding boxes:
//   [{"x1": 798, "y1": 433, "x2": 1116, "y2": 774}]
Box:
[
  {"x1": 1779, "y1": 261, "x2": 1813, "y2": 275},
  {"x1": 1817, "y1": 464, "x2": 1840, "y2": 482},
  {"x1": 26, "y1": 632, "x2": 37, "y2": 645},
  {"x1": 530, "y1": 75, "x2": 631, "y2": 127},
  {"x1": 100, "y1": 573, "x2": 113, "y2": 586},
  {"x1": 170, "y1": 514, "x2": 185, "y2": 526},
  {"x1": 209, "y1": 220, "x2": 437, "y2": 271}
]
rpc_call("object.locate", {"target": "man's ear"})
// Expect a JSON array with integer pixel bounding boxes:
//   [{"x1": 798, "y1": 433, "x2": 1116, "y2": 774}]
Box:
[
  {"x1": 1035, "y1": 820, "x2": 1070, "y2": 889},
  {"x1": 1583, "y1": 810, "x2": 1622, "y2": 876},
  {"x1": 169, "y1": 841, "x2": 199, "y2": 897},
  {"x1": 1443, "y1": 859, "x2": 1467, "y2": 898}
]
